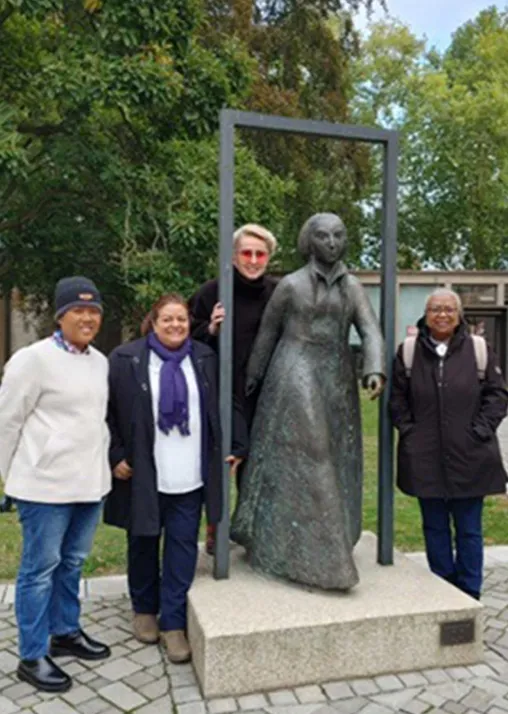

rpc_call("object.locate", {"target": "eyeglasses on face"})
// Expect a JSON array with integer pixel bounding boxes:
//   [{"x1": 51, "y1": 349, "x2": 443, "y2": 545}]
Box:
[
  {"x1": 238, "y1": 249, "x2": 269, "y2": 264},
  {"x1": 426, "y1": 305, "x2": 458, "y2": 315}
]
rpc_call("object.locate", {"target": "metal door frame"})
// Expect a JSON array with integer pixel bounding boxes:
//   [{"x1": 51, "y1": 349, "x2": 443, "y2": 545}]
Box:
[{"x1": 215, "y1": 109, "x2": 399, "y2": 579}]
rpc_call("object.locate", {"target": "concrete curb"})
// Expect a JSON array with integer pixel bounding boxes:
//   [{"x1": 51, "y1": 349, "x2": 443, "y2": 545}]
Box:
[{"x1": 2, "y1": 546, "x2": 508, "y2": 604}]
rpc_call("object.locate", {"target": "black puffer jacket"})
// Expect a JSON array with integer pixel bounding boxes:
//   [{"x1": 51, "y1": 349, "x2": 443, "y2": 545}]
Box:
[{"x1": 389, "y1": 319, "x2": 508, "y2": 499}]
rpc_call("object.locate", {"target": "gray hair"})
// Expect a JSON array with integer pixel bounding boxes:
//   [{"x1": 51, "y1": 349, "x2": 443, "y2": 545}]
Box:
[
  {"x1": 233, "y1": 224, "x2": 277, "y2": 255},
  {"x1": 424, "y1": 288, "x2": 463, "y2": 315},
  {"x1": 297, "y1": 213, "x2": 346, "y2": 259}
]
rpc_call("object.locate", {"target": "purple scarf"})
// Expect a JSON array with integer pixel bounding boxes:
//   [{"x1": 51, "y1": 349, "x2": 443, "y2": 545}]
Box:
[{"x1": 147, "y1": 332, "x2": 192, "y2": 436}]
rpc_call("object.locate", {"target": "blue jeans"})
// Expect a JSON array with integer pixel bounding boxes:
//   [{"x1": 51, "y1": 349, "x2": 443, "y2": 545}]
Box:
[
  {"x1": 418, "y1": 497, "x2": 484, "y2": 599},
  {"x1": 15, "y1": 500, "x2": 102, "y2": 660},
  {"x1": 128, "y1": 489, "x2": 203, "y2": 631}
]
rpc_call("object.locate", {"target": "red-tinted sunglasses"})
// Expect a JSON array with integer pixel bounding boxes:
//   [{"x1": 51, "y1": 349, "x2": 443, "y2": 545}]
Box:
[{"x1": 238, "y1": 249, "x2": 269, "y2": 264}]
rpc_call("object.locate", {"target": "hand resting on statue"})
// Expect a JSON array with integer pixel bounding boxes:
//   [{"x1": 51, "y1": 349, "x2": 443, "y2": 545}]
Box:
[{"x1": 363, "y1": 373, "x2": 385, "y2": 400}]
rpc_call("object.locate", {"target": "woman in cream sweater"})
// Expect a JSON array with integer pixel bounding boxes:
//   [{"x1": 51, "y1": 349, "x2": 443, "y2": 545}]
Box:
[{"x1": 0, "y1": 276, "x2": 111, "y2": 693}]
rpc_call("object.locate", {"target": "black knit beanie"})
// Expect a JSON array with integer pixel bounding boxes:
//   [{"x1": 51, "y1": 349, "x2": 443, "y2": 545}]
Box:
[{"x1": 54, "y1": 276, "x2": 103, "y2": 319}]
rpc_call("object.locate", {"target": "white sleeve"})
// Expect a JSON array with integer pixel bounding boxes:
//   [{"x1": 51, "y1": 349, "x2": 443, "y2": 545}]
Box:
[{"x1": 0, "y1": 347, "x2": 42, "y2": 481}]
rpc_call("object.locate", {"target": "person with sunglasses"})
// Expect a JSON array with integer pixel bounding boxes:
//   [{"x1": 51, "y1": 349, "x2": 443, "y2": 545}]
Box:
[
  {"x1": 389, "y1": 288, "x2": 508, "y2": 601},
  {"x1": 189, "y1": 224, "x2": 277, "y2": 553}
]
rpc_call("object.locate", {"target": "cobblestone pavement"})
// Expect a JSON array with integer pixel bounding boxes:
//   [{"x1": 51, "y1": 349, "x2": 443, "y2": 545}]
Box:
[{"x1": 2, "y1": 560, "x2": 508, "y2": 714}]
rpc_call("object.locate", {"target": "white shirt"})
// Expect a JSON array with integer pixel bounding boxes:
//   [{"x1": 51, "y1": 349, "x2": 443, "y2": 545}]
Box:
[
  {"x1": 149, "y1": 352, "x2": 203, "y2": 494},
  {"x1": 0, "y1": 338, "x2": 110, "y2": 503}
]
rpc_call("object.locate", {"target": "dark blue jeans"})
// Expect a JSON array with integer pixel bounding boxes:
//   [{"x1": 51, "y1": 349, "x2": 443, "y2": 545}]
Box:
[
  {"x1": 127, "y1": 488, "x2": 203, "y2": 631},
  {"x1": 15, "y1": 499, "x2": 102, "y2": 660},
  {"x1": 418, "y1": 497, "x2": 484, "y2": 599}
]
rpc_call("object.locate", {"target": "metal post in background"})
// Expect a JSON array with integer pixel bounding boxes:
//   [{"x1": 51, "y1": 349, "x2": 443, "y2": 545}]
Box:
[
  {"x1": 214, "y1": 111, "x2": 235, "y2": 580},
  {"x1": 377, "y1": 132, "x2": 399, "y2": 565}
]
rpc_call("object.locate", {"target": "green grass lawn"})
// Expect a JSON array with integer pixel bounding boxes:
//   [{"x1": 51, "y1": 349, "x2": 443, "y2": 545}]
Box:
[{"x1": 1, "y1": 394, "x2": 507, "y2": 582}]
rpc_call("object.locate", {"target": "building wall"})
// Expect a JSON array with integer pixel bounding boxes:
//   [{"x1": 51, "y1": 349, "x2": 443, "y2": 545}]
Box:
[
  {"x1": 350, "y1": 283, "x2": 444, "y2": 346},
  {"x1": 395, "y1": 284, "x2": 445, "y2": 342},
  {"x1": 352, "y1": 270, "x2": 508, "y2": 348}
]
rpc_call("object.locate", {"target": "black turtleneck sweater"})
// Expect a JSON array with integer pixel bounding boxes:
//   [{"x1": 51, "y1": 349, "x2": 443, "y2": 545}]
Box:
[{"x1": 188, "y1": 269, "x2": 277, "y2": 427}]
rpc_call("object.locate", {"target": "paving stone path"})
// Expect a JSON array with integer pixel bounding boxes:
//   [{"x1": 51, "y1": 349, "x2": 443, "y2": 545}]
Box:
[{"x1": 1, "y1": 558, "x2": 508, "y2": 714}]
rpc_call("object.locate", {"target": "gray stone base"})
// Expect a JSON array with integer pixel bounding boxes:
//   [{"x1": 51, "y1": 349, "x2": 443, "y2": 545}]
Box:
[{"x1": 188, "y1": 531, "x2": 483, "y2": 698}]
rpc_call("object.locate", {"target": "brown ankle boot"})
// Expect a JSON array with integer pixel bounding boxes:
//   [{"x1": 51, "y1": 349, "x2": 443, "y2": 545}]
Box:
[
  {"x1": 133, "y1": 614, "x2": 159, "y2": 644},
  {"x1": 160, "y1": 629, "x2": 191, "y2": 663}
]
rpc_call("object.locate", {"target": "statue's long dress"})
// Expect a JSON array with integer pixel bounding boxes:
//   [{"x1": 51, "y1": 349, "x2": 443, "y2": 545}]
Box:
[{"x1": 231, "y1": 261, "x2": 385, "y2": 590}]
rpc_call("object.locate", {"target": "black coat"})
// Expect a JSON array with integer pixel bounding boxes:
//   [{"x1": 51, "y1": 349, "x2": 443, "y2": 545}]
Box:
[
  {"x1": 188, "y1": 269, "x2": 277, "y2": 428},
  {"x1": 103, "y1": 337, "x2": 248, "y2": 536},
  {"x1": 389, "y1": 320, "x2": 508, "y2": 499}
]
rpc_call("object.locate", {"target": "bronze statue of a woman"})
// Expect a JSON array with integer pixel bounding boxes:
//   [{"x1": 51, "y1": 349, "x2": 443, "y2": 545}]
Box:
[{"x1": 231, "y1": 213, "x2": 386, "y2": 590}]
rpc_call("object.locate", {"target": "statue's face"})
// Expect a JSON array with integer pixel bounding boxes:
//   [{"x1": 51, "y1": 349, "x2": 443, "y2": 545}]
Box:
[{"x1": 310, "y1": 215, "x2": 347, "y2": 265}]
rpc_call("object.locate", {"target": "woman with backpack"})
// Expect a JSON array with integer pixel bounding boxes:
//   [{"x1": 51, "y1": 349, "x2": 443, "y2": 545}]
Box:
[{"x1": 389, "y1": 288, "x2": 508, "y2": 600}]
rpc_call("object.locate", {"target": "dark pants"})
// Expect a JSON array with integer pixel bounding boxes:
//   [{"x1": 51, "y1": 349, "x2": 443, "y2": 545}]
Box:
[
  {"x1": 127, "y1": 488, "x2": 203, "y2": 631},
  {"x1": 15, "y1": 499, "x2": 102, "y2": 659},
  {"x1": 418, "y1": 497, "x2": 484, "y2": 599}
]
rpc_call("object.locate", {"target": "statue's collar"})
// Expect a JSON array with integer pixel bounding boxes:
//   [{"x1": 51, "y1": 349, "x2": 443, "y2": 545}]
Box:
[{"x1": 309, "y1": 257, "x2": 348, "y2": 287}]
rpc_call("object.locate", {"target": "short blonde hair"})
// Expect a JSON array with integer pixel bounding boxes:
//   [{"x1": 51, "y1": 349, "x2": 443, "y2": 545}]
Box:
[{"x1": 233, "y1": 224, "x2": 277, "y2": 255}]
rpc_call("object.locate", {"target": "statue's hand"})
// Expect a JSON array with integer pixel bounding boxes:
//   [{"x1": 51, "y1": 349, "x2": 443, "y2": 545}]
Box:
[
  {"x1": 364, "y1": 373, "x2": 385, "y2": 400},
  {"x1": 245, "y1": 377, "x2": 258, "y2": 397}
]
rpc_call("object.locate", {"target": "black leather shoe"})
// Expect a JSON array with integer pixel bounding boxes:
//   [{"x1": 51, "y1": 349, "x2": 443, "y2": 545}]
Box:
[
  {"x1": 17, "y1": 656, "x2": 72, "y2": 692},
  {"x1": 50, "y1": 629, "x2": 111, "y2": 661}
]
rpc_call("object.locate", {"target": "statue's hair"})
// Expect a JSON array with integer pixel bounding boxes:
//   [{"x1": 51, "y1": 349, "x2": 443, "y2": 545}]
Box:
[
  {"x1": 297, "y1": 213, "x2": 346, "y2": 259},
  {"x1": 424, "y1": 287, "x2": 463, "y2": 316},
  {"x1": 233, "y1": 224, "x2": 277, "y2": 255}
]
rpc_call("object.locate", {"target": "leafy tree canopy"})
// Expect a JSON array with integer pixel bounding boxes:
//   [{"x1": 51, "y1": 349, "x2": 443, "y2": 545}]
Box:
[{"x1": 353, "y1": 7, "x2": 508, "y2": 269}]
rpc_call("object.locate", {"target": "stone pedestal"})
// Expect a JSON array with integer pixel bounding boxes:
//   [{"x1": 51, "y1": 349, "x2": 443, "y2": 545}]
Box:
[{"x1": 188, "y1": 532, "x2": 483, "y2": 698}]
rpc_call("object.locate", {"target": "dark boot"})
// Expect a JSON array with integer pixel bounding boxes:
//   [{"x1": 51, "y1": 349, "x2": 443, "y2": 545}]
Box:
[
  {"x1": 17, "y1": 656, "x2": 72, "y2": 692},
  {"x1": 50, "y1": 629, "x2": 111, "y2": 661}
]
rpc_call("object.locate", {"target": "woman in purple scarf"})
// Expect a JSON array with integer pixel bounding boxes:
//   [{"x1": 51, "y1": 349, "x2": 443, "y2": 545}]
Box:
[{"x1": 104, "y1": 294, "x2": 247, "y2": 663}]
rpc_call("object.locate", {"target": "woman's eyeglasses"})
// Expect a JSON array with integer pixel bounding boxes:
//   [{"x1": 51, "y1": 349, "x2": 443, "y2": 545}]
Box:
[
  {"x1": 238, "y1": 249, "x2": 269, "y2": 264},
  {"x1": 427, "y1": 305, "x2": 458, "y2": 315}
]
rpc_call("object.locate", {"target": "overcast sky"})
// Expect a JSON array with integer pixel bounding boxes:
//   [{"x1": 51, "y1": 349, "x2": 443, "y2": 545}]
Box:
[{"x1": 358, "y1": 1, "x2": 507, "y2": 50}]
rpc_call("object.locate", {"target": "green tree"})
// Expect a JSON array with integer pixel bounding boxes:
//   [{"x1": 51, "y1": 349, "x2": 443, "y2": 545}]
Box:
[
  {"x1": 203, "y1": 0, "x2": 385, "y2": 267},
  {"x1": 353, "y1": 8, "x2": 508, "y2": 269},
  {"x1": 1, "y1": 0, "x2": 390, "y2": 335},
  {"x1": 0, "y1": 0, "x2": 293, "y2": 331}
]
